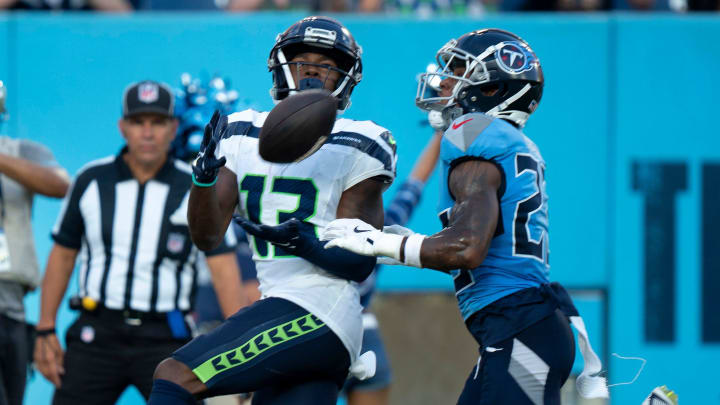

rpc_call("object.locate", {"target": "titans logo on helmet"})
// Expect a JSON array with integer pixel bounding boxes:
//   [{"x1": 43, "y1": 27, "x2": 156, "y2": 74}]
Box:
[{"x1": 495, "y1": 42, "x2": 535, "y2": 75}]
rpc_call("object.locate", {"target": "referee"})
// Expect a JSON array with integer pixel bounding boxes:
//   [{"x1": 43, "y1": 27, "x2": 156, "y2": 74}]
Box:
[{"x1": 33, "y1": 80, "x2": 244, "y2": 404}]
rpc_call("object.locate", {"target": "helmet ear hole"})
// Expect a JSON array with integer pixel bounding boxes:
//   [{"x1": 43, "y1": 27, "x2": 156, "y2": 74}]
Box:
[{"x1": 479, "y1": 83, "x2": 500, "y2": 97}]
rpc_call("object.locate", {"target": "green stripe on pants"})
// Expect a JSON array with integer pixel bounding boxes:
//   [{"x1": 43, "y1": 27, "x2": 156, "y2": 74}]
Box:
[{"x1": 192, "y1": 313, "x2": 325, "y2": 383}]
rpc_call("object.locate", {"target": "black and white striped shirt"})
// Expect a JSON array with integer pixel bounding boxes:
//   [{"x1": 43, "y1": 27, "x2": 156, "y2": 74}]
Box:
[{"x1": 52, "y1": 148, "x2": 235, "y2": 313}]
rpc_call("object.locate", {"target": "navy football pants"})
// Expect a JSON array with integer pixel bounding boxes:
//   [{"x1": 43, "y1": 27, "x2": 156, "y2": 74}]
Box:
[
  {"x1": 172, "y1": 297, "x2": 350, "y2": 404},
  {"x1": 458, "y1": 309, "x2": 575, "y2": 405}
]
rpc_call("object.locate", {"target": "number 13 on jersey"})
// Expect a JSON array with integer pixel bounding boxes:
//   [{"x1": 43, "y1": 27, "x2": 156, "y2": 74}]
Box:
[{"x1": 239, "y1": 174, "x2": 319, "y2": 258}]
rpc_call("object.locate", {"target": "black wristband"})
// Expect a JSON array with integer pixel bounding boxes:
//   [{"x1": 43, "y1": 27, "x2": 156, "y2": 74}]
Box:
[
  {"x1": 36, "y1": 328, "x2": 56, "y2": 337},
  {"x1": 399, "y1": 236, "x2": 409, "y2": 263}
]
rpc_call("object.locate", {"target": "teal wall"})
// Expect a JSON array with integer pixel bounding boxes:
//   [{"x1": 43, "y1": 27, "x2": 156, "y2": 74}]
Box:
[{"x1": 1, "y1": 12, "x2": 717, "y2": 404}]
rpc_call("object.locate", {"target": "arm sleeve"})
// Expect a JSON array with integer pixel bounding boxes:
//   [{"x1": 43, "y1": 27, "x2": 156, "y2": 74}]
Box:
[
  {"x1": 384, "y1": 178, "x2": 425, "y2": 227},
  {"x1": 19, "y1": 139, "x2": 60, "y2": 167},
  {"x1": 287, "y1": 222, "x2": 377, "y2": 283},
  {"x1": 51, "y1": 174, "x2": 87, "y2": 249}
]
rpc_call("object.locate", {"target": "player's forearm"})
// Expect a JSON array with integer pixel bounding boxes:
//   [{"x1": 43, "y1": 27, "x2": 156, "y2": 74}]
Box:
[
  {"x1": 37, "y1": 245, "x2": 77, "y2": 329},
  {"x1": 419, "y1": 195, "x2": 497, "y2": 271},
  {"x1": 420, "y1": 228, "x2": 492, "y2": 271},
  {"x1": 0, "y1": 154, "x2": 69, "y2": 198},
  {"x1": 206, "y1": 253, "x2": 244, "y2": 318},
  {"x1": 189, "y1": 186, "x2": 226, "y2": 250},
  {"x1": 189, "y1": 167, "x2": 238, "y2": 251},
  {"x1": 298, "y1": 237, "x2": 377, "y2": 282}
]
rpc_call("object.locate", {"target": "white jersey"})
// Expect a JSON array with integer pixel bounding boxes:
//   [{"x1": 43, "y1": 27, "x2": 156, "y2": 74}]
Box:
[{"x1": 217, "y1": 108, "x2": 397, "y2": 364}]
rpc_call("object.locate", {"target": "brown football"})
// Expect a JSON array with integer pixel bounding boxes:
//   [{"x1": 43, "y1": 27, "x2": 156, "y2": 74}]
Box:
[{"x1": 259, "y1": 89, "x2": 337, "y2": 163}]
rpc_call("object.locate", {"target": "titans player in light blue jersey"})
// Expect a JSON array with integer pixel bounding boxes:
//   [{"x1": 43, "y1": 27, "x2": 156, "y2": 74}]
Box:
[{"x1": 324, "y1": 29, "x2": 608, "y2": 404}]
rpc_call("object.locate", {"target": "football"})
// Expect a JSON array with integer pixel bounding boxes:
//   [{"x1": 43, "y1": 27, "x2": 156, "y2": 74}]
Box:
[{"x1": 259, "y1": 89, "x2": 337, "y2": 163}]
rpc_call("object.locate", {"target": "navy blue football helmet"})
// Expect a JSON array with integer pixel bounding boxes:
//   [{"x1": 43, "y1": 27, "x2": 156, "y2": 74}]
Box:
[
  {"x1": 268, "y1": 16, "x2": 362, "y2": 112},
  {"x1": 416, "y1": 29, "x2": 543, "y2": 128}
]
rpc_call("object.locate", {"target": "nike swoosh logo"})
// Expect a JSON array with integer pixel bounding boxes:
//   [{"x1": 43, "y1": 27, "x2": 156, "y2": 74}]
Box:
[
  {"x1": 485, "y1": 347, "x2": 503, "y2": 352},
  {"x1": 354, "y1": 226, "x2": 371, "y2": 233},
  {"x1": 452, "y1": 118, "x2": 473, "y2": 130}
]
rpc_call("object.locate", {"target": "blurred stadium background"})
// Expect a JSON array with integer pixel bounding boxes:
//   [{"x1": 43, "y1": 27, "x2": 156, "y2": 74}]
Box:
[{"x1": 1, "y1": 7, "x2": 718, "y2": 405}]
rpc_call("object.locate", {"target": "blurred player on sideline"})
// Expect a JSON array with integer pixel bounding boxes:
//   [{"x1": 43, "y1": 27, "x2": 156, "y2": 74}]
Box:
[
  {"x1": 148, "y1": 16, "x2": 397, "y2": 405},
  {"x1": 344, "y1": 130, "x2": 440, "y2": 405},
  {"x1": 169, "y1": 73, "x2": 260, "y2": 330},
  {"x1": 0, "y1": 80, "x2": 70, "y2": 405},
  {"x1": 323, "y1": 29, "x2": 609, "y2": 404}
]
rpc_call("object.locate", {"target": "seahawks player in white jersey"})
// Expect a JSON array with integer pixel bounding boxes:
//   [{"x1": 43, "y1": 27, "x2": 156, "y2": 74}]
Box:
[
  {"x1": 148, "y1": 17, "x2": 396, "y2": 405},
  {"x1": 324, "y1": 29, "x2": 609, "y2": 404}
]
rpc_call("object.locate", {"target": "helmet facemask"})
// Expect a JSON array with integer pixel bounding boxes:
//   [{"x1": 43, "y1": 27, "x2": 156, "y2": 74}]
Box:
[
  {"x1": 272, "y1": 46, "x2": 360, "y2": 111},
  {"x1": 269, "y1": 20, "x2": 363, "y2": 113}
]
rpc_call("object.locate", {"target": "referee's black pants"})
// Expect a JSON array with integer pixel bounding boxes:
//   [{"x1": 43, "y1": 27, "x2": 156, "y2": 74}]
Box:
[{"x1": 52, "y1": 312, "x2": 190, "y2": 405}]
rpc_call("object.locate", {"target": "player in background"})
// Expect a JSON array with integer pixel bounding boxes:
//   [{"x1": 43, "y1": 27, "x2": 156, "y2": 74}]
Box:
[
  {"x1": 323, "y1": 29, "x2": 609, "y2": 404},
  {"x1": 343, "y1": 128, "x2": 440, "y2": 405},
  {"x1": 170, "y1": 73, "x2": 260, "y2": 330},
  {"x1": 147, "y1": 16, "x2": 396, "y2": 405},
  {"x1": 343, "y1": 65, "x2": 446, "y2": 405}
]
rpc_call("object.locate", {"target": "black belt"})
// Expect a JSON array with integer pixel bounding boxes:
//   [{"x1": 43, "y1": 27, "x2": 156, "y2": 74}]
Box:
[{"x1": 81, "y1": 305, "x2": 177, "y2": 326}]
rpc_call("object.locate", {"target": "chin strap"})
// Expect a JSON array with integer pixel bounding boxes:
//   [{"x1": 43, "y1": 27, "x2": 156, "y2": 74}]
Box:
[
  {"x1": 485, "y1": 83, "x2": 531, "y2": 117},
  {"x1": 276, "y1": 49, "x2": 297, "y2": 97},
  {"x1": 494, "y1": 110, "x2": 531, "y2": 128}
]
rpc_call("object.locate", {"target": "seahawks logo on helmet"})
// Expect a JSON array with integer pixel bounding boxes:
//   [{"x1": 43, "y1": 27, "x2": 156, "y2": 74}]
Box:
[{"x1": 495, "y1": 42, "x2": 535, "y2": 75}]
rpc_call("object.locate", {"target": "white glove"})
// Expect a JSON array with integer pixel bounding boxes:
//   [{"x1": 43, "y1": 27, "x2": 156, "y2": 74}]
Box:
[
  {"x1": 377, "y1": 257, "x2": 404, "y2": 266},
  {"x1": 428, "y1": 110, "x2": 449, "y2": 131},
  {"x1": 322, "y1": 218, "x2": 405, "y2": 261},
  {"x1": 349, "y1": 351, "x2": 377, "y2": 381},
  {"x1": 383, "y1": 224, "x2": 415, "y2": 236},
  {"x1": 377, "y1": 225, "x2": 415, "y2": 265}
]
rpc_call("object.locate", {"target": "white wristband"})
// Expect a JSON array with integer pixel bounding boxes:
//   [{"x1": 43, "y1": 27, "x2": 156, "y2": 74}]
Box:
[
  {"x1": 375, "y1": 232, "x2": 406, "y2": 261},
  {"x1": 403, "y1": 233, "x2": 425, "y2": 268}
]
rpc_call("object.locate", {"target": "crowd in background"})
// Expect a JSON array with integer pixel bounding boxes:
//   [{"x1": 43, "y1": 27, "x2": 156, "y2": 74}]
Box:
[{"x1": 0, "y1": 0, "x2": 718, "y2": 18}]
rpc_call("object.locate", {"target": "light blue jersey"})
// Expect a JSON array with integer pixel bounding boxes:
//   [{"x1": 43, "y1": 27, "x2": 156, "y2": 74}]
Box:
[{"x1": 438, "y1": 112, "x2": 549, "y2": 320}]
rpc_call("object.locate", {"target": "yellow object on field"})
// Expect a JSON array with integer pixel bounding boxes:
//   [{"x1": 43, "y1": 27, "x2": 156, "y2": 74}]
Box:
[{"x1": 82, "y1": 296, "x2": 98, "y2": 311}]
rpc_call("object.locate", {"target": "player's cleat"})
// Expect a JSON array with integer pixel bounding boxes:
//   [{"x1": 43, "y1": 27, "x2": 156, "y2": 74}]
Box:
[{"x1": 642, "y1": 385, "x2": 678, "y2": 405}]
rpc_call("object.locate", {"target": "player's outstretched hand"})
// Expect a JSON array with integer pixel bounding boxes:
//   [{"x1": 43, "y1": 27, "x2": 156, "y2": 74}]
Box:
[
  {"x1": 427, "y1": 110, "x2": 449, "y2": 131},
  {"x1": 233, "y1": 215, "x2": 302, "y2": 250},
  {"x1": 192, "y1": 110, "x2": 228, "y2": 186},
  {"x1": 34, "y1": 333, "x2": 65, "y2": 387},
  {"x1": 322, "y1": 218, "x2": 404, "y2": 261}
]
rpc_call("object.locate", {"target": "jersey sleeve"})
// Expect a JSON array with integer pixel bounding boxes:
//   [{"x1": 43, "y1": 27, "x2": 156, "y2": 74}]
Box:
[
  {"x1": 218, "y1": 109, "x2": 264, "y2": 176},
  {"x1": 19, "y1": 139, "x2": 60, "y2": 167},
  {"x1": 442, "y1": 113, "x2": 517, "y2": 164},
  {"x1": 51, "y1": 170, "x2": 92, "y2": 249},
  {"x1": 441, "y1": 113, "x2": 519, "y2": 205},
  {"x1": 337, "y1": 121, "x2": 397, "y2": 190}
]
